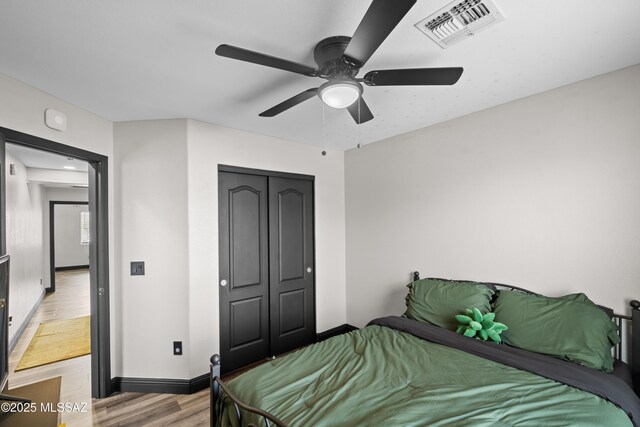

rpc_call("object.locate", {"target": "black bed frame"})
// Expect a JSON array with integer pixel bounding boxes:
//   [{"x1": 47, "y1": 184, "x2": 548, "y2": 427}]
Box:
[
  {"x1": 210, "y1": 355, "x2": 287, "y2": 427},
  {"x1": 210, "y1": 271, "x2": 640, "y2": 427}
]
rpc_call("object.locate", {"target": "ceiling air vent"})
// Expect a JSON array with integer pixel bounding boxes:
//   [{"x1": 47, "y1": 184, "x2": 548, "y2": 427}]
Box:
[{"x1": 415, "y1": 0, "x2": 505, "y2": 49}]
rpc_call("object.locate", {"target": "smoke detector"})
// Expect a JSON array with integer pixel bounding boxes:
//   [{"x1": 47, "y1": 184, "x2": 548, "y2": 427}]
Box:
[{"x1": 415, "y1": 0, "x2": 505, "y2": 49}]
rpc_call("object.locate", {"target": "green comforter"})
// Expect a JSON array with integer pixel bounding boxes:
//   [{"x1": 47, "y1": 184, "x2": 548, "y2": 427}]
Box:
[{"x1": 224, "y1": 325, "x2": 632, "y2": 426}]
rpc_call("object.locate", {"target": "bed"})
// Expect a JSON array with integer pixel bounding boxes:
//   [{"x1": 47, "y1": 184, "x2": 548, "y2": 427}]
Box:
[{"x1": 210, "y1": 272, "x2": 640, "y2": 427}]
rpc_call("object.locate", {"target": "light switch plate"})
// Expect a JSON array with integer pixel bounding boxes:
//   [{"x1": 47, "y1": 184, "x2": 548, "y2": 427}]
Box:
[{"x1": 130, "y1": 261, "x2": 145, "y2": 276}]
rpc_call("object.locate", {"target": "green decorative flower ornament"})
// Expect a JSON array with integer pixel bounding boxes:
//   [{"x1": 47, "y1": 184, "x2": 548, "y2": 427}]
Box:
[{"x1": 455, "y1": 308, "x2": 508, "y2": 343}]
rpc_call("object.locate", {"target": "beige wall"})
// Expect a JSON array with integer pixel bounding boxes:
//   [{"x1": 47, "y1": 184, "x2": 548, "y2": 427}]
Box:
[
  {"x1": 53, "y1": 204, "x2": 90, "y2": 268},
  {"x1": 113, "y1": 119, "x2": 191, "y2": 378},
  {"x1": 345, "y1": 64, "x2": 640, "y2": 327},
  {"x1": 5, "y1": 152, "x2": 45, "y2": 344}
]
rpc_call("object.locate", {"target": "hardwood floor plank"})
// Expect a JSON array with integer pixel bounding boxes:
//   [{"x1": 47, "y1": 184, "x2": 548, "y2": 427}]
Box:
[
  {"x1": 100, "y1": 398, "x2": 182, "y2": 427},
  {"x1": 98, "y1": 393, "x2": 174, "y2": 423},
  {"x1": 94, "y1": 390, "x2": 211, "y2": 427}
]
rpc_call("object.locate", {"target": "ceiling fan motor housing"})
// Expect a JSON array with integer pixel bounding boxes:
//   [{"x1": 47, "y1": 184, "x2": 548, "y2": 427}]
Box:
[{"x1": 314, "y1": 36, "x2": 359, "y2": 79}]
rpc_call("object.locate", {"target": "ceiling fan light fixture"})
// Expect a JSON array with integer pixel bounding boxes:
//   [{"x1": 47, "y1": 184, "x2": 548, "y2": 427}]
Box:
[{"x1": 319, "y1": 81, "x2": 362, "y2": 109}]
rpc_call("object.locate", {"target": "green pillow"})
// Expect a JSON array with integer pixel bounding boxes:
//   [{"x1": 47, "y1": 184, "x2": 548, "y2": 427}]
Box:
[
  {"x1": 404, "y1": 278, "x2": 494, "y2": 331},
  {"x1": 559, "y1": 293, "x2": 615, "y2": 319},
  {"x1": 494, "y1": 290, "x2": 619, "y2": 372}
]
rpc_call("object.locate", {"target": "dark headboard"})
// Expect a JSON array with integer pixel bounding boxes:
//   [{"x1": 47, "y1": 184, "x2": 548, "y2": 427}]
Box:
[
  {"x1": 412, "y1": 271, "x2": 640, "y2": 394},
  {"x1": 632, "y1": 300, "x2": 640, "y2": 394},
  {"x1": 0, "y1": 255, "x2": 9, "y2": 392}
]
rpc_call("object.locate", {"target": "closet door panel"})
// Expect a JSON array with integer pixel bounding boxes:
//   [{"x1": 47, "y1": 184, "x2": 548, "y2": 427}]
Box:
[
  {"x1": 269, "y1": 177, "x2": 315, "y2": 355},
  {"x1": 219, "y1": 172, "x2": 269, "y2": 374}
]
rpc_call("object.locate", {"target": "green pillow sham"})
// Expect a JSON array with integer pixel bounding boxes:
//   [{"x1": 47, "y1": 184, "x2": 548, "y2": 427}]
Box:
[
  {"x1": 404, "y1": 278, "x2": 494, "y2": 331},
  {"x1": 559, "y1": 292, "x2": 615, "y2": 319},
  {"x1": 494, "y1": 290, "x2": 619, "y2": 372}
]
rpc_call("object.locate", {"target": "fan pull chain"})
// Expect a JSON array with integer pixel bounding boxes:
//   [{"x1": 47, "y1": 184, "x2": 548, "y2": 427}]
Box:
[
  {"x1": 321, "y1": 103, "x2": 327, "y2": 156},
  {"x1": 357, "y1": 98, "x2": 362, "y2": 149}
]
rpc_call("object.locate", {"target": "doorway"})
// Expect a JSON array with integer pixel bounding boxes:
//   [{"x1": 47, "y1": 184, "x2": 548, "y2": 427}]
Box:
[
  {"x1": 49, "y1": 201, "x2": 90, "y2": 293},
  {"x1": 218, "y1": 165, "x2": 316, "y2": 374},
  {"x1": 0, "y1": 127, "x2": 111, "y2": 399}
]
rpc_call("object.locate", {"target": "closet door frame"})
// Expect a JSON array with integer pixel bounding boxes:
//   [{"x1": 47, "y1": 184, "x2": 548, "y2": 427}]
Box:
[
  {"x1": 218, "y1": 165, "x2": 314, "y2": 183},
  {"x1": 217, "y1": 164, "x2": 315, "y2": 371}
]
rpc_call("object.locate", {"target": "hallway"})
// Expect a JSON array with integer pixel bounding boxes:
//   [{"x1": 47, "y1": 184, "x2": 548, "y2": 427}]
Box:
[{"x1": 7, "y1": 269, "x2": 92, "y2": 426}]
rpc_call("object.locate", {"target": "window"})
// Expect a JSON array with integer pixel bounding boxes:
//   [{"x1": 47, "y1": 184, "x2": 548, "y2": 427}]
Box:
[{"x1": 80, "y1": 211, "x2": 90, "y2": 245}]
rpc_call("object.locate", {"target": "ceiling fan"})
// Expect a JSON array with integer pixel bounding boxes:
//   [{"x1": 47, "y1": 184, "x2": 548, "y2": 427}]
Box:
[{"x1": 216, "y1": 0, "x2": 463, "y2": 124}]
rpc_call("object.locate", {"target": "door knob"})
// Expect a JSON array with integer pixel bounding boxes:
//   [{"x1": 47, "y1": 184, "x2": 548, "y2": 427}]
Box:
[
  {"x1": 220, "y1": 279, "x2": 227, "y2": 287},
  {"x1": 306, "y1": 267, "x2": 312, "y2": 273}
]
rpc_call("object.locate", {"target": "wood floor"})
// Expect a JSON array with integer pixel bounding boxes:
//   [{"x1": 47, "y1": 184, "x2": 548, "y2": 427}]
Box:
[{"x1": 93, "y1": 389, "x2": 211, "y2": 426}]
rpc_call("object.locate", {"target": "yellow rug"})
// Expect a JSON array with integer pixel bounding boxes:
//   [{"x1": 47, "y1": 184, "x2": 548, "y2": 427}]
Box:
[{"x1": 16, "y1": 316, "x2": 90, "y2": 371}]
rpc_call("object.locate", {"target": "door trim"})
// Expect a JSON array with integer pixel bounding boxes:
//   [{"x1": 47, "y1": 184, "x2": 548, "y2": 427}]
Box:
[
  {"x1": 49, "y1": 201, "x2": 89, "y2": 294},
  {"x1": 218, "y1": 164, "x2": 315, "y2": 182},
  {"x1": 0, "y1": 127, "x2": 112, "y2": 398}
]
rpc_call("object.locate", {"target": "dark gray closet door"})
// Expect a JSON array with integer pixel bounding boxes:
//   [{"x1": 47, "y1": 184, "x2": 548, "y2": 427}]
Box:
[
  {"x1": 268, "y1": 177, "x2": 315, "y2": 355},
  {"x1": 218, "y1": 172, "x2": 270, "y2": 374}
]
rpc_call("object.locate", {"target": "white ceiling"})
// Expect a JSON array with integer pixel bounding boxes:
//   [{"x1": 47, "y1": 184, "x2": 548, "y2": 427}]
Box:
[
  {"x1": 1, "y1": 1, "x2": 639, "y2": 150},
  {"x1": 6, "y1": 143, "x2": 89, "y2": 172}
]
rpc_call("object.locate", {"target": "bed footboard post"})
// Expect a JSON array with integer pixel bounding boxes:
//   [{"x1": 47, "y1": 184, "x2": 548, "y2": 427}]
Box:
[
  {"x1": 631, "y1": 301, "x2": 639, "y2": 394},
  {"x1": 210, "y1": 354, "x2": 221, "y2": 427}
]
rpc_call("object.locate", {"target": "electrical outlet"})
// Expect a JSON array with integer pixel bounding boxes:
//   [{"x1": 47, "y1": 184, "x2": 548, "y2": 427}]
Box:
[
  {"x1": 173, "y1": 341, "x2": 183, "y2": 356},
  {"x1": 130, "y1": 261, "x2": 145, "y2": 276}
]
